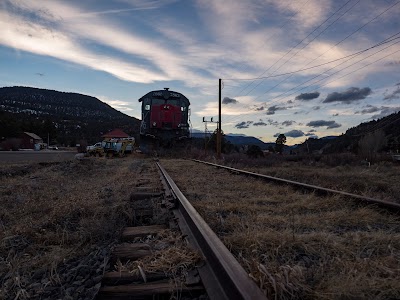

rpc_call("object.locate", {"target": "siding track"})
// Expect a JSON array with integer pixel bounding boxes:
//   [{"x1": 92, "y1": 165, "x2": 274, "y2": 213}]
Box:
[{"x1": 191, "y1": 159, "x2": 400, "y2": 213}]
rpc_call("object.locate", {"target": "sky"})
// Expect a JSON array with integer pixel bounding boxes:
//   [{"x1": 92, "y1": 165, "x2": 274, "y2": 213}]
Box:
[{"x1": 1, "y1": 0, "x2": 400, "y2": 144}]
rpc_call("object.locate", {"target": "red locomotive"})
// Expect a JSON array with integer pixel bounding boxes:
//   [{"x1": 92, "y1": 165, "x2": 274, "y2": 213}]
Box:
[{"x1": 138, "y1": 88, "x2": 191, "y2": 151}]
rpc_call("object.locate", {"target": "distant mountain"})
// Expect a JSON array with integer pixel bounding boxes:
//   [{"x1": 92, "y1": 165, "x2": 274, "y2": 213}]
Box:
[
  {"x1": 191, "y1": 131, "x2": 274, "y2": 150},
  {"x1": 0, "y1": 86, "x2": 140, "y2": 146},
  {"x1": 225, "y1": 135, "x2": 274, "y2": 149}
]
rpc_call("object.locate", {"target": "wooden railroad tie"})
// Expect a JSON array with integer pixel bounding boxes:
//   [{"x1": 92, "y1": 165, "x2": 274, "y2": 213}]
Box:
[
  {"x1": 121, "y1": 225, "x2": 167, "y2": 241},
  {"x1": 98, "y1": 224, "x2": 205, "y2": 299}
]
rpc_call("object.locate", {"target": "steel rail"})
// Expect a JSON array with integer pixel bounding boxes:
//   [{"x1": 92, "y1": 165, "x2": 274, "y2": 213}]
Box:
[
  {"x1": 156, "y1": 162, "x2": 267, "y2": 300},
  {"x1": 192, "y1": 159, "x2": 400, "y2": 213}
]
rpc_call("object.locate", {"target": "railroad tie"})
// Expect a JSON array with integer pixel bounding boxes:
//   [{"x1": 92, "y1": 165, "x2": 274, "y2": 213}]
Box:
[
  {"x1": 121, "y1": 225, "x2": 167, "y2": 241},
  {"x1": 97, "y1": 281, "x2": 204, "y2": 299},
  {"x1": 98, "y1": 223, "x2": 205, "y2": 299}
]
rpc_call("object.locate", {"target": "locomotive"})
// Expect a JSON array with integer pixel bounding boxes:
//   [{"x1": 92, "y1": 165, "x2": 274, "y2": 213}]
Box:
[{"x1": 138, "y1": 88, "x2": 191, "y2": 151}]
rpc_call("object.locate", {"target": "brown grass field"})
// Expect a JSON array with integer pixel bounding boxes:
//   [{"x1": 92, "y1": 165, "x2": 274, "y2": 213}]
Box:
[
  {"x1": 0, "y1": 157, "x2": 147, "y2": 299},
  {"x1": 1, "y1": 154, "x2": 400, "y2": 299},
  {"x1": 161, "y1": 158, "x2": 400, "y2": 299}
]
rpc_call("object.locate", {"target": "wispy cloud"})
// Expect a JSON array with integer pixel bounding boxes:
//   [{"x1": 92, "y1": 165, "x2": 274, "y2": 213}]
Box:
[
  {"x1": 235, "y1": 121, "x2": 253, "y2": 129},
  {"x1": 253, "y1": 120, "x2": 268, "y2": 126},
  {"x1": 0, "y1": 8, "x2": 168, "y2": 84},
  {"x1": 281, "y1": 120, "x2": 296, "y2": 126},
  {"x1": 355, "y1": 104, "x2": 380, "y2": 114},
  {"x1": 371, "y1": 106, "x2": 400, "y2": 119},
  {"x1": 266, "y1": 105, "x2": 287, "y2": 115},
  {"x1": 383, "y1": 85, "x2": 400, "y2": 100}
]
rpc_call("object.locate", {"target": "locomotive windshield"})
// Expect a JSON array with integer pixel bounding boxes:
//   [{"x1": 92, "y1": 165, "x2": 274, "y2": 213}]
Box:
[
  {"x1": 150, "y1": 98, "x2": 181, "y2": 106},
  {"x1": 151, "y1": 98, "x2": 165, "y2": 105}
]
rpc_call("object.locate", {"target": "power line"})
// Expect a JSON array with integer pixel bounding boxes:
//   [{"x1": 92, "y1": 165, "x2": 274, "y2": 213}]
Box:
[
  {"x1": 220, "y1": 1, "x2": 400, "y2": 130},
  {"x1": 270, "y1": 41, "x2": 400, "y2": 104},
  {"x1": 241, "y1": 0, "x2": 359, "y2": 98},
  {"x1": 252, "y1": 0, "x2": 400, "y2": 102},
  {"x1": 222, "y1": 0, "x2": 313, "y2": 84},
  {"x1": 224, "y1": 43, "x2": 400, "y2": 129},
  {"x1": 229, "y1": 0, "x2": 354, "y2": 98},
  {"x1": 222, "y1": 34, "x2": 400, "y2": 81},
  {"x1": 221, "y1": 33, "x2": 400, "y2": 127},
  {"x1": 225, "y1": 0, "x2": 399, "y2": 105}
]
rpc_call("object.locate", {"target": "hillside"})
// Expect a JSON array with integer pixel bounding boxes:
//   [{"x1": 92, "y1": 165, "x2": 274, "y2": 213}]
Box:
[
  {"x1": 0, "y1": 86, "x2": 140, "y2": 146},
  {"x1": 297, "y1": 111, "x2": 400, "y2": 154}
]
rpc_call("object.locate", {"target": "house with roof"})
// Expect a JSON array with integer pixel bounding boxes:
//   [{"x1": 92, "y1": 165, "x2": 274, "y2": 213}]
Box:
[
  {"x1": 102, "y1": 128, "x2": 130, "y2": 139},
  {"x1": 20, "y1": 132, "x2": 43, "y2": 149}
]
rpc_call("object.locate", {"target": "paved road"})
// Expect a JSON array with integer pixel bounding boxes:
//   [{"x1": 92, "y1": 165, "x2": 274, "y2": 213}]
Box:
[{"x1": 0, "y1": 151, "x2": 78, "y2": 164}]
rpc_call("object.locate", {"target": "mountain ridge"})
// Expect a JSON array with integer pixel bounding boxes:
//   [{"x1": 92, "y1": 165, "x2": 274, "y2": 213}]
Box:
[{"x1": 0, "y1": 86, "x2": 140, "y2": 146}]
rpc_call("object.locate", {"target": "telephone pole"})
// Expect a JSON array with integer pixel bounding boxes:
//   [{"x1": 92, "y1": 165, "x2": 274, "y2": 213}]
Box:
[{"x1": 217, "y1": 78, "x2": 222, "y2": 159}]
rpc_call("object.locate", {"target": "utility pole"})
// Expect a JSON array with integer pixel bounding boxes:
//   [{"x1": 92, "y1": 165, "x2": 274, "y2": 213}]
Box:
[
  {"x1": 217, "y1": 78, "x2": 222, "y2": 159},
  {"x1": 203, "y1": 117, "x2": 218, "y2": 156}
]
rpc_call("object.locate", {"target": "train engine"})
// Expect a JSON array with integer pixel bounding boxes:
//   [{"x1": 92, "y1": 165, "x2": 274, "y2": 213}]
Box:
[{"x1": 138, "y1": 88, "x2": 191, "y2": 150}]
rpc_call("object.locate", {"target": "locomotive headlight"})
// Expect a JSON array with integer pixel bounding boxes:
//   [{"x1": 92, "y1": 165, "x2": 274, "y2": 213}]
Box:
[{"x1": 153, "y1": 122, "x2": 157, "y2": 127}]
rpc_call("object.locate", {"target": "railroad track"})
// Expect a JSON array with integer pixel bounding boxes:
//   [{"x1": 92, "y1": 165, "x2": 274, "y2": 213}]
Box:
[
  {"x1": 159, "y1": 159, "x2": 400, "y2": 299},
  {"x1": 191, "y1": 159, "x2": 400, "y2": 213},
  {"x1": 96, "y1": 160, "x2": 266, "y2": 299}
]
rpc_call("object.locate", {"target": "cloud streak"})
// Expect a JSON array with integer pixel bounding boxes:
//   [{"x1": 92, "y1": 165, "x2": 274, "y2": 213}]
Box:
[
  {"x1": 266, "y1": 105, "x2": 287, "y2": 115},
  {"x1": 384, "y1": 85, "x2": 400, "y2": 100},
  {"x1": 235, "y1": 121, "x2": 253, "y2": 129}
]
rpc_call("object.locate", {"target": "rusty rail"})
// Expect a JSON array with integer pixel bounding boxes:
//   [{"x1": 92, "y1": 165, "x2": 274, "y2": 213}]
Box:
[
  {"x1": 192, "y1": 159, "x2": 400, "y2": 213},
  {"x1": 156, "y1": 162, "x2": 267, "y2": 300}
]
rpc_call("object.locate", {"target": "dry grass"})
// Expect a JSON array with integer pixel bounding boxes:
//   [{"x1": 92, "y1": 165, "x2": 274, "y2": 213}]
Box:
[
  {"x1": 0, "y1": 156, "x2": 150, "y2": 299},
  {"x1": 161, "y1": 159, "x2": 400, "y2": 300},
  {"x1": 117, "y1": 229, "x2": 201, "y2": 282},
  {"x1": 219, "y1": 154, "x2": 400, "y2": 203}
]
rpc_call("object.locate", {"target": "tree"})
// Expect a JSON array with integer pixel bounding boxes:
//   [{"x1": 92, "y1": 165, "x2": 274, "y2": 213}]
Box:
[
  {"x1": 275, "y1": 134, "x2": 286, "y2": 154},
  {"x1": 208, "y1": 130, "x2": 235, "y2": 154},
  {"x1": 246, "y1": 145, "x2": 264, "y2": 158},
  {"x1": 358, "y1": 129, "x2": 386, "y2": 162}
]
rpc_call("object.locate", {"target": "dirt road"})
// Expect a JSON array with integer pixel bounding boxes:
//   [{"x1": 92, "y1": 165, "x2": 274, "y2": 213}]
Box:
[{"x1": 0, "y1": 150, "x2": 77, "y2": 164}]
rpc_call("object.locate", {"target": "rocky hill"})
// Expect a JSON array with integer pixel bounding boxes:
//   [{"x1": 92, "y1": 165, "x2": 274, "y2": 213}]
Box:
[{"x1": 0, "y1": 86, "x2": 140, "y2": 146}]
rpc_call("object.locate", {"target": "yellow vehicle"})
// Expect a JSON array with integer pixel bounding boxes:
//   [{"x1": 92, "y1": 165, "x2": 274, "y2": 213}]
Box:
[{"x1": 87, "y1": 138, "x2": 135, "y2": 157}]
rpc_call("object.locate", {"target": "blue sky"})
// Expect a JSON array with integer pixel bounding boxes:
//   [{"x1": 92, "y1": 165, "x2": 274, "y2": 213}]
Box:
[{"x1": 1, "y1": 0, "x2": 399, "y2": 144}]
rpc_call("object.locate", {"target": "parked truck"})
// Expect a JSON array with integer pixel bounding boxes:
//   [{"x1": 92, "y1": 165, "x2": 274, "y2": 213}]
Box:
[{"x1": 86, "y1": 138, "x2": 134, "y2": 157}]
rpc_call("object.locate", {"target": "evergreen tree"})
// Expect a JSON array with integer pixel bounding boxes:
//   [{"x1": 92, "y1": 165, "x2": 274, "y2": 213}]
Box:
[{"x1": 275, "y1": 134, "x2": 286, "y2": 154}]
